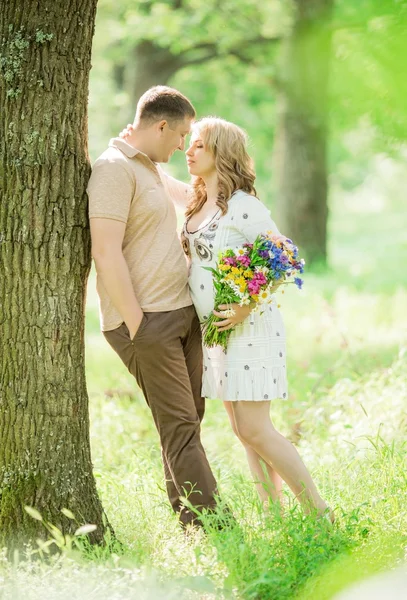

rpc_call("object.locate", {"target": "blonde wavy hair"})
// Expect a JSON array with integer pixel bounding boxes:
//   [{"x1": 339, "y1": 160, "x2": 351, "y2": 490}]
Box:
[{"x1": 185, "y1": 117, "x2": 257, "y2": 218}]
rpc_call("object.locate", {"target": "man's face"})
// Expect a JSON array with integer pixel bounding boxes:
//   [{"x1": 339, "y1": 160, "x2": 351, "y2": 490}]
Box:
[{"x1": 158, "y1": 117, "x2": 193, "y2": 162}]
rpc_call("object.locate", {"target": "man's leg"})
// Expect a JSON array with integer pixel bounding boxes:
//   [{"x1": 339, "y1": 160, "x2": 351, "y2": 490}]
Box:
[
  {"x1": 163, "y1": 306, "x2": 207, "y2": 515},
  {"x1": 102, "y1": 322, "x2": 181, "y2": 514},
  {"x1": 168, "y1": 305, "x2": 207, "y2": 515},
  {"x1": 162, "y1": 450, "x2": 181, "y2": 513},
  {"x1": 182, "y1": 305, "x2": 206, "y2": 423},
  {"x1": 104, "y1": 310, "x2": 218, "y2": 526}
]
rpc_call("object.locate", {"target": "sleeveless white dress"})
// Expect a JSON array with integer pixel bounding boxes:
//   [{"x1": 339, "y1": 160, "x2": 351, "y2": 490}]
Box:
[{"x1": 181, "y1": 191, "x2": 288, "y2": 402}]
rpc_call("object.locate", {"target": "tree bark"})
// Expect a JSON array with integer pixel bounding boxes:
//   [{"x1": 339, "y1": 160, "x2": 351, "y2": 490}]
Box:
[
  {"x1": 0, "y1": 0, "x2": 109, "y2": 550},
  {"x1": 272, "y1": 0, "x2": 333, "y2": 266}
]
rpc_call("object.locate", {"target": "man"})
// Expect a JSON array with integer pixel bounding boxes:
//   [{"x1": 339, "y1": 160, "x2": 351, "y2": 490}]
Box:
[{"x1": 87, "y1": 86, "x2": 219, "y2": 528}]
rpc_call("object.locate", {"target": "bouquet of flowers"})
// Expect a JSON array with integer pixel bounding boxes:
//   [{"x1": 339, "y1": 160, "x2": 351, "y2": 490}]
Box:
[{"x1": 202, "y1": 231, "x2": 305, "y2": 350}]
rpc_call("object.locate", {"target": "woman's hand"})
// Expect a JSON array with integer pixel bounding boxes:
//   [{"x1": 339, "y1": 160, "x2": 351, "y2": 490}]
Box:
[
  {"x1": 212, "y1": 303, "x2": 252, "y2": 332},
  {"x1": 119, "y1": 123, "x2": 134, "y2": 139}
]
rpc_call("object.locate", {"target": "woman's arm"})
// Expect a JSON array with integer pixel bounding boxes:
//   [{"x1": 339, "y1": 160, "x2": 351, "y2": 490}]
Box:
[
  {"x1": 158, "y1": 167, "x2": 192, "y2": 209},
  {"x1": 235, "y1": 193, "x2": 282, "y2": 242},
  {"x1": 212, "y1": 195, "x2": 284, "y2": 331}
]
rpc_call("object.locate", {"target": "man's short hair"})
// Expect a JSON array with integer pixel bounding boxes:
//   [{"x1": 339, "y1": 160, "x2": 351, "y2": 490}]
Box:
[{"x1": 136, "y1": 86, "x2": 196, "y2": 126}]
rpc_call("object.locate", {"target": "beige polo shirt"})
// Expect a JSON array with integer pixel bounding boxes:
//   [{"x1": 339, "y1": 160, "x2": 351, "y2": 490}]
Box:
[{"x1": 88, "y1": 138, "x2": 192, "y2": 332}]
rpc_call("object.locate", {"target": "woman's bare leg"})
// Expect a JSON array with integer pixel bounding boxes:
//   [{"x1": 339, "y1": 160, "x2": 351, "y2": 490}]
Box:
[
  {"x1": 223, "y1": 401, "x2": 283, "y2": 506},
  {"x1": 231, "y1": 401, "x2": 330, "y2": 516}
]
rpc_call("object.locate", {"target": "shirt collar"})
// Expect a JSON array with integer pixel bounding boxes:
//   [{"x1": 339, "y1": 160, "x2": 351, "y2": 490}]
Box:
[
  {"x1": 108, "y1": 137, "x2": 161, "y2": 179},
  {"x1": 108, "y1": 137, "x2": 141, "y2": 158}
]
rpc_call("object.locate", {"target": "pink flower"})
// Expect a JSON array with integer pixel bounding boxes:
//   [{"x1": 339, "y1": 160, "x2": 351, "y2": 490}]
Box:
[
  {"x1": 223, "y1": 257, "x2": 236, "y2": 266},
  {"x1": 270, "y1": 234, "x2": 285, "y2": 243},
  {"x1": 236, "y1": 255, "x2": 251, "y2": 267},
  {"x1": 248, "y1": 281, "x2": 261, "y2": 295},
  {"x1": 253, "y1": 272, "x2": 267, "y2": 285}
]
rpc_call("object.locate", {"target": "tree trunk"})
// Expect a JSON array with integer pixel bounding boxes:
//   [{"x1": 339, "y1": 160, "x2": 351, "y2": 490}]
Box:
[
  {"x1": 130, "y1": 40, "x2": 183, "y2": 104},
  {"x1": 0, "y1": 0, "x2": 109, "y2": 550},
  {"x1": 272, "y1": 0, "x2": 333, "y2": 266}
]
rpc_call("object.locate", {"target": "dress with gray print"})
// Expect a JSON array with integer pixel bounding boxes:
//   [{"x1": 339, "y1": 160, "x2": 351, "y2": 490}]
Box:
[{"x1": 181, "y1": 190, "x2": 288, "y2": 402}]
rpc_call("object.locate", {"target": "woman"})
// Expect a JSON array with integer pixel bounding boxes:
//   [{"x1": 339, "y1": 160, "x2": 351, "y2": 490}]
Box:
[{"x1": 181, "y1": 117, "x2": 332, "y2": 519}]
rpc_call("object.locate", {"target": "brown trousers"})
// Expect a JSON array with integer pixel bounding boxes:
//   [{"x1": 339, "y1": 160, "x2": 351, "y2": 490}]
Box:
[{"x1": 103, "y1": 305, "x2": 218, "y2": 526}]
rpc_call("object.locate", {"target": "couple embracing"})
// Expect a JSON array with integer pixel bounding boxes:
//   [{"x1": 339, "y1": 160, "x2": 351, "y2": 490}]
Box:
[{"x1": 87, "y1": 86, "x2": 332, "y2": 529}]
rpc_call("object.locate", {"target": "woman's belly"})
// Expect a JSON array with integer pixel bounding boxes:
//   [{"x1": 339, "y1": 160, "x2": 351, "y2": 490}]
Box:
[{"x1": 188, "y1": 262, "x2": 215, "y2": 321}]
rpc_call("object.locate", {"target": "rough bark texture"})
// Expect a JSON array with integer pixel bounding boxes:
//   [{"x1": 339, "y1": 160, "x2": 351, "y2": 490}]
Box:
[
  {"x1": 0, "y1": 0, "x2": 108, "y2": 550},
  {"x1": 273, "y1": 0, "x2": 333, "y2": 266}
]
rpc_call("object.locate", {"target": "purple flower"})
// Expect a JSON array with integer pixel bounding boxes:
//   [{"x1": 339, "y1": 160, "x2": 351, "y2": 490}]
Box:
[{"x1": 294, "y1": 277, "x2": 303, "y2": 289}]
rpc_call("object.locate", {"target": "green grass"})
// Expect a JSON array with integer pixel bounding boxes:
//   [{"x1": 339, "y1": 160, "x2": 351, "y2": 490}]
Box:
[{"x1": 1, "y1": 193, "x2": 406, "y2": 599}]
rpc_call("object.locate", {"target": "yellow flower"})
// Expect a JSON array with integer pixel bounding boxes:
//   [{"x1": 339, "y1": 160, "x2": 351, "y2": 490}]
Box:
[
  {"x1": 235, "y1": 276, "x2": 247, "y2": 293},
  {"x1": 251, "y1": 294, "x2": 259, "y2": 302},
  {"x1": 219, "y1": 264, "x2": 231, "y2": 271},
  {"x1": 243, "y1": 270, "x2": 254, "y2": 279},
  {"x1": 231, "y1": 267, "x2": 241, "y2": 275}
]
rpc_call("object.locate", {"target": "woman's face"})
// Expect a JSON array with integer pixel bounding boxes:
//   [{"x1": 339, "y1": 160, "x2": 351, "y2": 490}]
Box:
[{"x1": 185, "y1": 134, "x2": 216, "y2": 177}]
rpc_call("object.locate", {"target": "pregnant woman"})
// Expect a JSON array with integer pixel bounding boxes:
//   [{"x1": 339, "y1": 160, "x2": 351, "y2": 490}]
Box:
[{"x1": 182, "y1": 117, "x2": 332, "y2": 520}]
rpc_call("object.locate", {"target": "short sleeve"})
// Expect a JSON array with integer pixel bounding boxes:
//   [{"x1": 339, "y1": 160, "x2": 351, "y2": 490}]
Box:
[
  {"x1": 235, "y1": 194, "x2": 281, "y2": 243},
  {"x1": 88, "y1": 158, "x2": 135, "y2": 224},
  {"x1": 158, "y1": 167, "x2": 192, "y2": 209}
]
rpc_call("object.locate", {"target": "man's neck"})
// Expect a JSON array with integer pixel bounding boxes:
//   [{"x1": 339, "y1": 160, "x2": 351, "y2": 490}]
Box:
[{"x1": 125, "y1": 128, "x2": 154, "y2": 160}]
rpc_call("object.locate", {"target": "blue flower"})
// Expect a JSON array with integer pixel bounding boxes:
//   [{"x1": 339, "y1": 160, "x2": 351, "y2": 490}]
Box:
[{"x1": 294, "y1": 277, "x2": 303, "y2": 289}]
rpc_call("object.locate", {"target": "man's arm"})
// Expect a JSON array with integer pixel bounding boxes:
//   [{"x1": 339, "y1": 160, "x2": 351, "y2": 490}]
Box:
[{"x1": 90, "y1": 218, "x2": 143, "y2": 339}]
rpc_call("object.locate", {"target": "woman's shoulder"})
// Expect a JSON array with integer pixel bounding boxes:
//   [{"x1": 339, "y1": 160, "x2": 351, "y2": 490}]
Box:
[{"x1": 228, "y1": 190, "x2": 268, "y2": 213}]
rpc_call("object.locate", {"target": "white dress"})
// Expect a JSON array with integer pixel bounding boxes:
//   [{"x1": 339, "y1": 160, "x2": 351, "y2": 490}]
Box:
[{"x1": 181, "y1": 190, "x2": 288, "y2": 402}]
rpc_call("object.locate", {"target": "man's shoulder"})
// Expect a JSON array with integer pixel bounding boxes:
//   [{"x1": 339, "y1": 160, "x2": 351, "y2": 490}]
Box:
[
  {"x1": 92, "y1": 145, "x2": 130, "y2": 169},
  {"x1": 88, "y1": 144, "x2": 136, "y2": 195}
]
